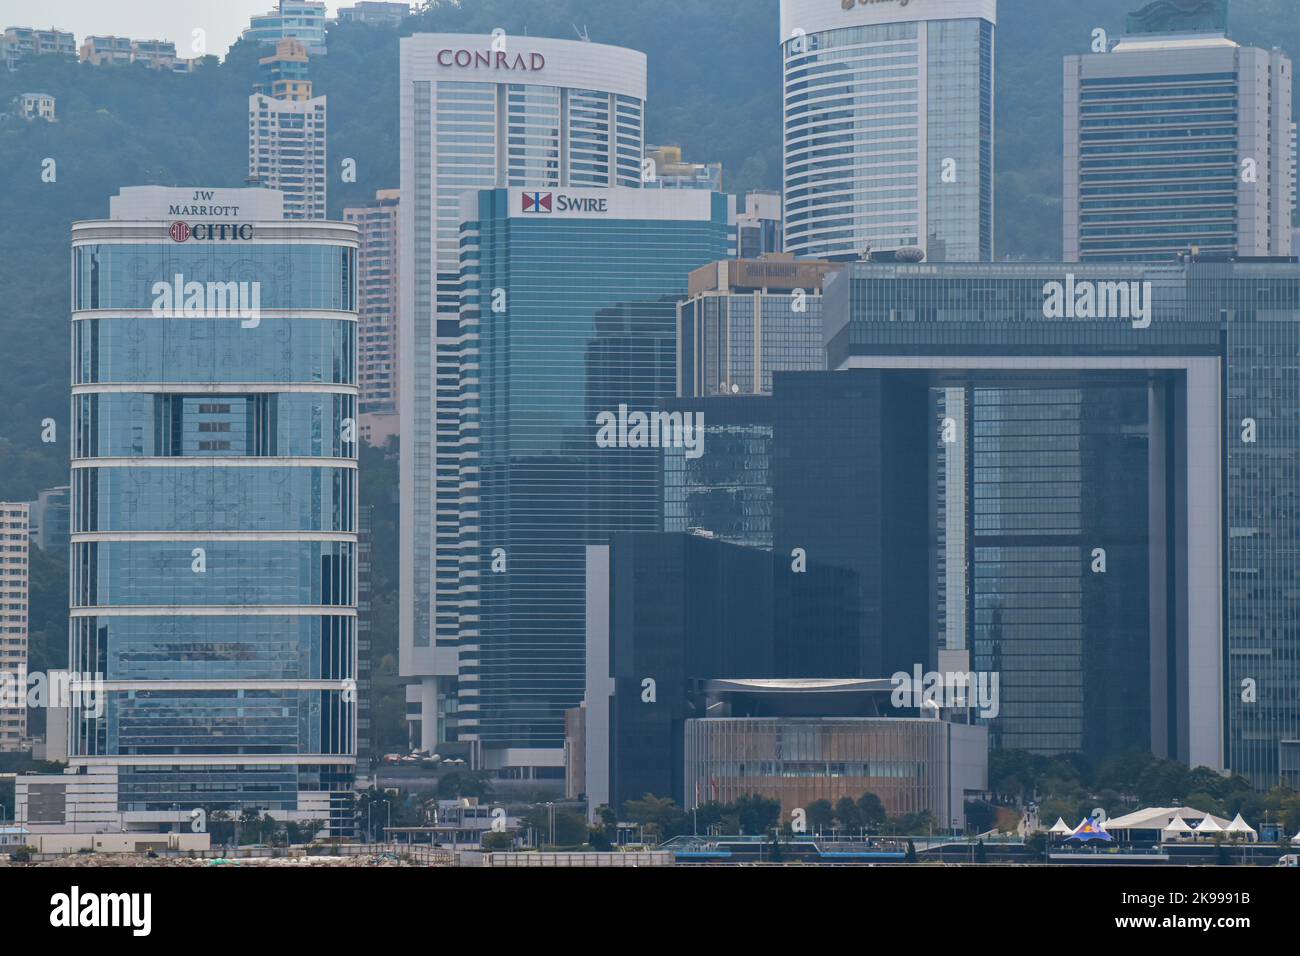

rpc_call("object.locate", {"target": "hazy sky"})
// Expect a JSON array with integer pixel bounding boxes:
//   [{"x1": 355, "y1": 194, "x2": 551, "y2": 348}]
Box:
[{"x1": 0, "y1": 1, "x2": 350, "y2": 58}]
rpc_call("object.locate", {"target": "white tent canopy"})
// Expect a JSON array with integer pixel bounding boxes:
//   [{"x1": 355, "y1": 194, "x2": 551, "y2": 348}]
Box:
[
  {"x1": 1194, "y1": 815, "x2": 1223, "y2": 833},
  {"x1": 1163, "y1": 815, "x2": 1194, "y2": 835},
  {"x1": 1107, "y1": 806, "x2": 1231, "y2": 834},
  {"x1": 1225, "y1": 814, "x2": 1257, "y2": 840},
  {"x1": 1048, "y1": 817, "x2": 1073, "y2": 835}
]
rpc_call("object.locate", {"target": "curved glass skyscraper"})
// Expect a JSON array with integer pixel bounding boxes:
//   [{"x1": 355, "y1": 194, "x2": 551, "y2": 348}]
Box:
[
  {"x1": 69, "y1": 187, "x2": 359, "y2": 834},
  {"x1": 780, "y1": 0, "x2": 995, "y2": 262}
]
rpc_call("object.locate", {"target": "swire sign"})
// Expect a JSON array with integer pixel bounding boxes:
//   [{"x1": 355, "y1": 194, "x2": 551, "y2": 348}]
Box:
[
  {"x1": 437, "y1": 49, "x2": 546, "y2": 71},
  {"x1": 521, "y1": 192, "x2": 610, "y2": 215}
]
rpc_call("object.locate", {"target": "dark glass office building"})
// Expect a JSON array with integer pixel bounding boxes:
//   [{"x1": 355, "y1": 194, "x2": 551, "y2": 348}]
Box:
[
  {"x1": 964, "y1": 382, "x2": 1151, "y2": 754},
  {"x1": 825, "y1": 257, "x2": 1300, "y2": 786},
  {"x1": 582, "y1": 531, "x2": 970, "y2": 815},
  {"x1": 587, "y1": 532, "x2": 775, "y2": 811},
  {"x1": 457, "y1": 187, "x2": 731, "y2": 772},
  {"x1": 664, "y1": 371, "x2": 931, "y2": 682},
  {"x1": 769, "y1": 371, "x2": 931, "y2": 680}
]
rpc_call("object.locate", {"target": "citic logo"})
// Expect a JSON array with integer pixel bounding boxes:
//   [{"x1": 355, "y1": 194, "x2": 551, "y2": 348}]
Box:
[
  {"x1": 522, "y1": 192, "x2": 553, "y2": 214},
  {"x1": 169, "y1": 223, "x2": 255, "y2": 242}
]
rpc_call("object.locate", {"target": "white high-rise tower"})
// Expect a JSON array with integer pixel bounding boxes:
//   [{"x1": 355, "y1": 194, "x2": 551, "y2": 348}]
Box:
[
  {"x1": 398, "y1": 34, "x2": 647, "y2": 763},
  {"x1": 780, "y1": 0, "x2": 996, "y2": 262}
]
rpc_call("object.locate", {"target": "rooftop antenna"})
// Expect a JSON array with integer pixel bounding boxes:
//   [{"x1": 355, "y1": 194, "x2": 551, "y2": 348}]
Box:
[{"x1": 573, "y1": 23, "x2": 591, "y2": 42}]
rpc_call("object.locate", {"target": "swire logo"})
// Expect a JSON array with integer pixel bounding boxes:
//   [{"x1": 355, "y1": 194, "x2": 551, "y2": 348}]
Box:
[{"x1": 522, "y1": 192, "x2": 553, "y2": 214}]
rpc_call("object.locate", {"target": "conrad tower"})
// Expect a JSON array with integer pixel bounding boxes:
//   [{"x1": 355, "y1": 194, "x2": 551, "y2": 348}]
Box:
[
  {"x1": 780, "y1": 0, "x2": 995, "y2": 262},
  {"x1": 398, "y1": 35, "x2": 647, "y2": 760}
]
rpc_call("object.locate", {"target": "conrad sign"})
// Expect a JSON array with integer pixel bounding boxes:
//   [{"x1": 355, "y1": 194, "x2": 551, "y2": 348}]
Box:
[{"x1": 437, "y1": 49, "x2": 546, "y2": 71}]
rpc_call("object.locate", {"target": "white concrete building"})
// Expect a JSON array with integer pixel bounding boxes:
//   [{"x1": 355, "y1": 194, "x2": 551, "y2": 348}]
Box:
[
  {"x1": 249, "y1": 92, "x2": 328, "y2": 220},
  {"x1": 780, "y1": 0, "x2": 996, "y2": 262},
  {"x1": 17, "y1": 92, "x2": 55, "y2": 121},
  {"x1": 249, "y1": 40, "x2": 327, "y2": 221},
  {"x1": 0, "y1": 503, "x2": 29, "y2": 751},
  {"x1": 344, "y1": 189, "x2": 401, "y2": 443},
  {"x1": 1064, "y1": 30, "x2": 1294, "y2": 261}
]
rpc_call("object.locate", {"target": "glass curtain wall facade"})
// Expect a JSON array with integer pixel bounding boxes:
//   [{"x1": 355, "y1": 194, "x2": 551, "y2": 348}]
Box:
[
  {"x1": 242, "y1": 1, "x2": 329, "y2": 55},
  {"x1": 780, "y1": 0, "x2": 995, "y2": 262},
  {"x1": 827, "y1": 259, "x2": 1300, "y2": 785},
  {"x1": 676, "y1": 257, "x2": 841, "y2": 399},
  {"x1": 70, "y1": 193, "x2": 359, "y2": 831},
  {"x1": 1216, "y1": 264, "x2": 1300, "y2": 784},
  {"x1": 664, "y1": 371, "x2": 931, "y2": 681},
  {"x1": 677, "y1": 293, "x2": 826, "y2": 398},
  {"x1": 663, "y1": 398, "x2": 774, "y2": 550},
  {"x1": 457, "y1": 187, "x2": 731, "y2": 767},
  {"x1": 602, "y1": 533, "x2": 775, "y2": 811},
  {"x1": 399, "y1": 35, "x2": 647, "y2": 756},
  {"x1": 963, "y1": 382, "x2": 1151, "y2": 755}
]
